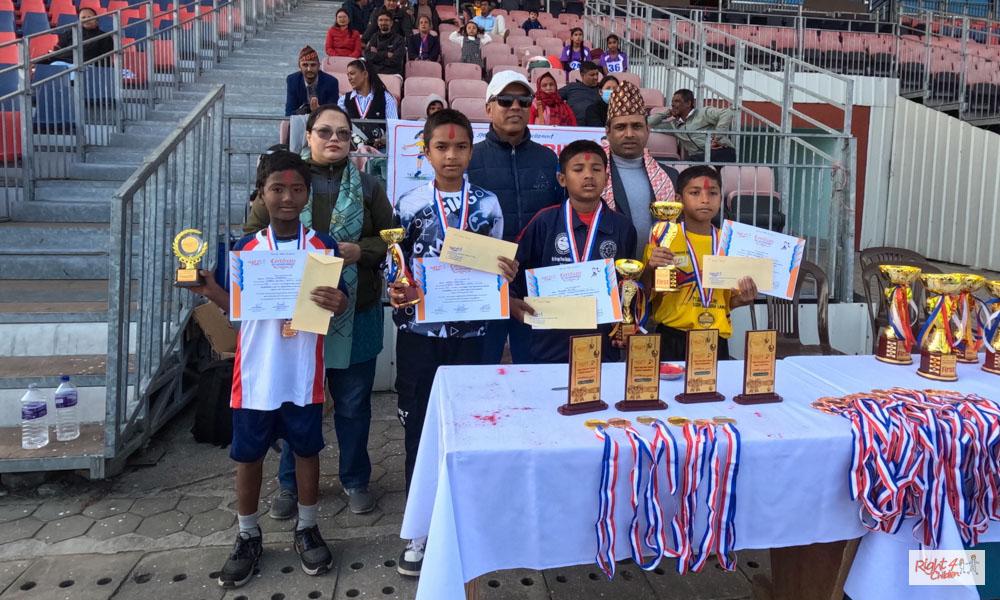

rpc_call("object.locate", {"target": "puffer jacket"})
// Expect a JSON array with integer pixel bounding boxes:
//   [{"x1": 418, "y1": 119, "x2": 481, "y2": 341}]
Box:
[{"x1": 467, "y1": 127, "x2": 564, "y2": 242}]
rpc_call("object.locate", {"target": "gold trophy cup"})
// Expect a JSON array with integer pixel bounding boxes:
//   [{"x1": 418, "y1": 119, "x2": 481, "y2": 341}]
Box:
[
  {"x1": 982, "y1": 280, "x2": 1000, "y2": 375},
  {"x1": 956, "y1": 274, "x2": 986, "y2": 363},
  {"x1": 875, "y1": 265, "x2": 921, "y2": 365},
  {"x1": 173, "y1": 229, "x2": 208, "y2": 288},
  {"x1": 916, "y1": 273, "x2": 965, "y2": 381},
  {"x1": 611, "y1": 259, "x2": 645, "y2": 345},
  {"x1": 380, "y1": 228, "x2": 420, "y2": 307},
  {"x1": 649, "y1": 201, "x2": 684, "y2": 293}
]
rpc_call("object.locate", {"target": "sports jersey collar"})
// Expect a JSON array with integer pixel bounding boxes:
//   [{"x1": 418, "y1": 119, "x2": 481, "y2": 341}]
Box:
[{"x1": 568, "y1": 202, "x2": 614, "y2": 235}]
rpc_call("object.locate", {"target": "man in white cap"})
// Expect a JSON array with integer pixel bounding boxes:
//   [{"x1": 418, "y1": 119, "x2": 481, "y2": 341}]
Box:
[{"x1": 468, "y1": 70, "x2": 563, "y2": 364}]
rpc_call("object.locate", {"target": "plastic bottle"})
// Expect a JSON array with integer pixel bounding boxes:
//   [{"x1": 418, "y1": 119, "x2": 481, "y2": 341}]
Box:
[
  {"x1": 20, "y1": 384, "x2": 50, "y2": 450},
  {"x1": 54, "y1": 376, "x2": 80, "y2": 442}
]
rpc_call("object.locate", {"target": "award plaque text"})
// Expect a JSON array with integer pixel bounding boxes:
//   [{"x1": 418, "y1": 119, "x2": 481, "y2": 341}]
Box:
[
  {"x1": 734, "y1": 330, "x2": 782, "y2": 404},
  {"x1": 676, "y1": 329, "x2": 724, "y2": 403},
  {"x1": 558, "y1": 334, "x2": 608, "y2": 415},
  {"x1": 616, "y1": 334, "x2": 667, "y2": 411}
]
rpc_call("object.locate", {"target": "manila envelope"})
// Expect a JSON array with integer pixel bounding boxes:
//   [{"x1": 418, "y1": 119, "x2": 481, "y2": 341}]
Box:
[
  {"x1": 523, "y1": 297, "x2": 598, "y2": 330},
  {"x1": 290, "y1": 253, "x2": 345, "y2": 335},
  {"x1": 440, "y1": 227, "x2": 518, "y2": 275},
  {"x1": 702, "y1": 255, "x2": 774, "y2": 290}
]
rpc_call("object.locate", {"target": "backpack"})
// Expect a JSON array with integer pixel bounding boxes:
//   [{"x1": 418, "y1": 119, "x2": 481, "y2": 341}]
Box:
[{"x1": 190, "y1": 358, "x2": 234, "y2": 447}]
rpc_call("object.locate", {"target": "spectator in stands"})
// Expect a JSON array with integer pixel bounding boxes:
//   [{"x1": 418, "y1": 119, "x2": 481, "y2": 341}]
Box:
[
  {"x1": 559, "y1": 60, "x2": 601, "y2": 124},
  {"x1": 521, "y1": 9, "x2": 544, "y2": 33},
  {"x1": 649, "y1": 88, "x2": 737, "y2": 163},
  {"x1": 408, "y1": 15, "x2": 441, "y2": 61},
  {"x1": 413, "y1": 0, "x2": 442, "y2": 30},
  {"x1": 470, "y1": 0, "x2": 508, "y2": 41},
  {"x1": 560, "y1": 27, "x2": 590, "y2": 72},
  {"x1": 603, "y1": 82, "x2": 676, "y2": 253},
  {"x1": 342, "y1": 0, "x2": 374, "y2": 34},
  {"x1": 530, "y1": 72, "x2": 576, "y2": 126},
  {"x1": 364, "y1": 11, "x2": 406, "y2": 76},
  {"x1": 363, "y1": 0, "x2": 413, "y2": 43},
  {"x1": 583, "y1": 75, "x2": 618, "y2": 127},
  {"x1": 425, "y1": 94, "x2": 446, "y2": 117},
  {"x1": 326, "y1": 9, "x2": 363, "y2": 58},
  {"x1": 244, "y1": 105, "x2": 394, "y2": 523},
  {"x1": 285, "y1": 46, "x2": 339, "y2": 117},
  {"x1": 449, "y1": 22, "x2": 492, "y2": 69},
  {"x1": 47, "y1": 8, "x2": 114, "y2": 65},
  {"x1": 339, "y1": 59, "x2": 398, "y2": 148},
  {"x1": 468, "y1": 71, "x2": 563, "y2": 364},
  {"x1": 599, "y1": 34, "x2": 628, "y2": 73}
]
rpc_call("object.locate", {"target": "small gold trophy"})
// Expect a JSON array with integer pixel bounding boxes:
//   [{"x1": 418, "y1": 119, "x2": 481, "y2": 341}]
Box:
[
  {"x1": 916, "y1": 273, "x2": 965, "y2": 382},
  {"x1": 380, "y1": 228, "x2": 420, "y2": 307},
  {"x1": 649, "y1": 201, "x2": 683, "y2": 293},
  {"x1": 956, "y1": 274, "x2": 986, "y2": 363},
  {"x1": 982, "y1": 280, "x2": 1000, "y2": 375},
  {"x1": 611, "y1": 259, "x2": 644, "y2": 345},
  {"x1": 173, "y1": 228, "x2": 208, "y2": 288},
  {"x1": 875, "y1": 265, "x2": 921, "y2": 365}
]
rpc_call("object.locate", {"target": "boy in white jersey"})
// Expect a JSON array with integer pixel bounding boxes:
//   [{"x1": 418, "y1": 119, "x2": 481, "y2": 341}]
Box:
[
  {"x1": 388, "y1": 109, "x2": 518, "y2": 577},
  {"x1": 189, "y1": 151, "x2": 348, "y2": 588}
]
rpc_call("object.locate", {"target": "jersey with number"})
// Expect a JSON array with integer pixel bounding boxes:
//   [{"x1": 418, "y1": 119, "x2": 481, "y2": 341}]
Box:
[
  {"x1": 600, "y1": 52, "x2": 628, "y2": 73},
  {"x1": 229, "y1": 227, "x2": 340, "y2": 411}
]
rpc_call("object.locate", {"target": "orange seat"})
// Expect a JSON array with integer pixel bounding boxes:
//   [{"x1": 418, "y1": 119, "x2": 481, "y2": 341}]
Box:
[
  {"x1": 121, "y1": 46, "x2": 148, "y2": 87},
  {"x1": 0, "y1": 110, "x2": 22, "y2": 162},
  {"x1": 28, "y1": 33, "x2": 58, "y2": 60},
  {"x1": 152, "y1": 39, "x2": 175, "y2": 71}
]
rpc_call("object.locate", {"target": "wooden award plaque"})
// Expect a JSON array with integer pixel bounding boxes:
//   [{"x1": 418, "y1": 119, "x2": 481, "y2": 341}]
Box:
[
  {"x1": 558, "y1": 334, "x2": 608, "y2": 415},
  {"x1": 734, "y1": 330, "x2": 783, "y2": 404},
  {"x1": 675, "y1": 329, "x2": 725, "y2": 404},
  {"x1": 616, "y1": 334, "x2": 666, "y2": 411}
]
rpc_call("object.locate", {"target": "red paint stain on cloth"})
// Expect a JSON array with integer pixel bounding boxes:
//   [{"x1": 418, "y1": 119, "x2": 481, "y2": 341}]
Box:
[
  {"x1": 471, "y1": 411, "x2": 501, "y2": 426},
  {"x1": 496, "y1": 367, "x2": 508, "y2": 375}
]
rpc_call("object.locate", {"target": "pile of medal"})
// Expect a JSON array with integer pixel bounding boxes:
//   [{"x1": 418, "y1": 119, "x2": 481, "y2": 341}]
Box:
[
  {"x1": 585, "y1": 415, "x2": 741, "y2": 580},
  {"x1": 811, "y1": 388, "x2": 1000, "y2": 548}
]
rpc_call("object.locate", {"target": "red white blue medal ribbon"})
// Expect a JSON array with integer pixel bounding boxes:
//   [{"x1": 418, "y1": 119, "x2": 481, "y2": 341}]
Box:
[
  {"x1": 706, "y1": 423, "x2": 741, "y2": 571},
  {"x1": 646, "y1": 420, "x2": 678, "y2": 558},
  {"x1": 433, "y1": 181, "x2": 471, "y2": 234},
  {"x1": 593, "y1": 424, "x2": 619, "y2": 580},
  {"x1": 681, "y1": 222, "x2": 717, "y2": 309},
  {"x1": 622, "y1": 424, "x2": 664, "y2": 570},
  {"x1": 673, "y1": 422, "x2": 710, "y2": 574},
  {"x1": 265, "y1": 223, "x2": 305, "y2": 251},
  {"x1": 564, "y1": 200, "x2": 602, "y2": 263},
  {"x1": 354, "y1": 93, "x2": 372, "y2": 119}
]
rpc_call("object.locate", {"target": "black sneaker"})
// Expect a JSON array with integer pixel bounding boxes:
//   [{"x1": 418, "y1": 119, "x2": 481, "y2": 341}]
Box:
[
  {"x1": 294, "y1": 524, "x2": 333, "y2": 576},
  {"x1": 397, "y1": 538, "x2": 424, "y2": 577},
  {"x1": 218, "y1": 529, "x2": 263, "y2": 588}
]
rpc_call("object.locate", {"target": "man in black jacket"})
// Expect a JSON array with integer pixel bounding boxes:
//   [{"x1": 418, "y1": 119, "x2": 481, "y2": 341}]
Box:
[
  {"x1": 362, "y1": 0, "x2": 413, "y2": 43},
  {"x1": 342, "y1": 0, "x2": 373, "y2": 34},
  {"x1": 47, "y1": 8, "x2": 114, "y2": 64},
  {"x1": 468, "y1": 71, "x2": 564, "y2": 364},
  {"x1": 364, "y1": 11, "x2": 406, "y2": 76},
  {"x1": 559, "y1": 61, "x2": 602, "y2": 124}
]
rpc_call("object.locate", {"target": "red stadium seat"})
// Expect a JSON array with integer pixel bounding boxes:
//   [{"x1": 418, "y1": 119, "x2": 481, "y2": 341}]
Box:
[
  {"x1": 640, "y1": 87, "x2": 665, "y2": 108},
  {"x1": 322, "y1": 56, "x2": 353, "y2": 74},
  {"x1": 404, "y1": 75, "x2": 445, "y2": 99},
  {"x1": 444, "y1": 61, "x2": 480, "y2": 82},
  {"x1": 0, "y1": 109, "x2": 21, "y2": 162},
  {"x1": 450, "y1": 96, "x2": 488, "y2": 123},
  {"x1": 380, "y1": 73, "x2": 403, "y2": 102},
  {"x1": 28, "y1": 33, "x2": 58, "y2": 60},
  {"x1": 530, "y1": 67, "x2": 564, "y2": 87},
  {"x1": 647, "y1": 132, "x2": 679, "y2": 160},
  {"x1": 152, "y1": 39, "x2": 175, "y2": 71},
  {"x1": 400, "y1": 94, "x2": 437, "y2": 119},
  {"x1": 406, "y1": 60, "x2": 442, "y2": 78},
  {"x1": 447, "y1": 78, "x2": 486, "y2": 101}
]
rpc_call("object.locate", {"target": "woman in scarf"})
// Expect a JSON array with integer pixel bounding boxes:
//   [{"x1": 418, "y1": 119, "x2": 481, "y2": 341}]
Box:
[
  {"x1": 243, "y1": 104, "x2": 394, "y2": 517},
  {"x1": 529, "y1": 72, "x2": 576, "y2": 126}
]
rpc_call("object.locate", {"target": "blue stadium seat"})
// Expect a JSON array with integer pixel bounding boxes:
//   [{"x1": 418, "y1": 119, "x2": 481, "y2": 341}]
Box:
[
  {"x1": 0, "y1": 69, "x2": 18, "y2": 111},
  {"x1": 32, "y1": 63, "x2": 76, "y2": 130},
  {"x1": 21, "y1": 11, "x2": 49, "y2": 35},
  {"x1": 55, "y1": 13, "x2": 77, "y2": 26},
  {"x1": 97, "y1": 14, "x2": 113, "y2": 30},
  {"x1": 0, "y1": 11, "x2": 14, "y2": 32},
  {"x1": 80, "y1": 64, "x2": 116, "y2": 102},
  {"x1": 122, "y1": 19, "x2": 146, "y2": 39}
]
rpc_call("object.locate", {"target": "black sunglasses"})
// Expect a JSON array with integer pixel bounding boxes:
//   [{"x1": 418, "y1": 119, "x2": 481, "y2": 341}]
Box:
[
  {"x1": 310, "y1": 127, "x2": 352, "y2": 142},
  {"x1": 493, "y1": 94, "x2": 533, "y2": 108}
]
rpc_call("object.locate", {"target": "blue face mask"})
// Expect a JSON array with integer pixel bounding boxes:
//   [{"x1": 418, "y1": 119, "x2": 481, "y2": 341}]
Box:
[{"x1": 601, "y1": 89, "x2": 613, "y2": 104}]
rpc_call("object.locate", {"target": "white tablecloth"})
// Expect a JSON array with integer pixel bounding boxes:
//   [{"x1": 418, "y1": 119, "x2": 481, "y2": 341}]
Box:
[{"x1": 784, "y1": 355, "x2": 1000, "y2": 600}]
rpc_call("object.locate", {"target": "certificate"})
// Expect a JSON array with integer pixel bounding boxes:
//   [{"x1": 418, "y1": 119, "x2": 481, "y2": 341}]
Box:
[
  {"x1": 717, "y1": 220, "x2": 805, "y2": 300},
  {"x1": 702, "y1": 255, "x2": 774, "y2": 290},
  {"x1": 523, "y1": 297, "x2": 597, "y2": 330},
  {"x1": 229, "y1": 250, "x2": 331, "y2": 321},
  {"x1": 439, "y1": 227, "x2": 518, "y2": 275},
  {"x1": 413, "y1": 257, "x2": 510, "y2": 324},
  {"x1": 525, "y1": 259, "x2": 622, "y2": 325}
]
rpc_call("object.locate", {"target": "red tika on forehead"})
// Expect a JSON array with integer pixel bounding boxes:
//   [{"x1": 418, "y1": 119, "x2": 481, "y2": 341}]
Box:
[
  {"x1": 281, "y1": 171, "x2": 299, "y2": 185},
  {"x1": 702, "y1": 176, "x2": 713, "y2": 189},
  {"x1": 448, "y1": 124, "x2": 456, "y2": 140},
  {"x1": 584, "y1": 152, "x2": 592, "y2": 161}
]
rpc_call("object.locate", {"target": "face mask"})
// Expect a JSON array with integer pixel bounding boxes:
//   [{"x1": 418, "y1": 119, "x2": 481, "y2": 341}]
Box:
[{"x1": 601, "y1": 89, "x2": 613, "y2": 104}]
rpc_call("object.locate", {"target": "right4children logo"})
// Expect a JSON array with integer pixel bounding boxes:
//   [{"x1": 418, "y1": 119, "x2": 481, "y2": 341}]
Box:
[{"x1": 908, "y1": 550, "x2": 985, "y2": 586}]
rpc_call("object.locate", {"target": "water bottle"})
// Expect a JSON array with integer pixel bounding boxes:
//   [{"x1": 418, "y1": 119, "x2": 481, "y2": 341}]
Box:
[
  {"x1": 20, "y1": 384, "x2": 50, "y2": 450},
  {"x1": 54, "y1": 376, "x2": 80, "y2": 442}
]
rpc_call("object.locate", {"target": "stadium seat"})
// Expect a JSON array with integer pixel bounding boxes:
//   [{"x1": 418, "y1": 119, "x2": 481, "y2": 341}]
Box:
[
  {"x1": 322, "y1": 56, "x2": 353, "y2": 74},
  {"x1": 486, "y1": 53, "x2": 518, "y2": 75},
  {"x1": 406, "y1": 60, "x2": 441, "y2": 78},
  {"x1": 152, "y1": 38, "x2": 175, "y2": 71},
  {"x1": 481, "y1": 43, "x2": 511, "y2": 64},
  {"x1": 616, "y1": 72, "x2": 642, "y2": 88},
  {"x1": 329, "y1": 71, "x2": 349, "y2": 95},
  {"x1": 0, "y1": 32, "x2": 19, "y2": 64},
  {"x1": 28, "y1": 33, "x2": 58, "y2": 60},
  {"x1": 0, "y1": 11, "x2": 13, "y2": 32},
  {"x1": 640, "y1": 87, "x2": 665, "y2": 108},
  {"x1": 380, "y1": 73, "x2": 403, "y2": 102},
  {"x1": 530, "y1": 66, "x2": 564, "y2": 86},
  {"x1": 447, "y1": 78, "x2": 486, "y2": 101},
  {"x1": 450, "y1": 96, "x2": 488, "y2": 122},
  {"x1": 81, "y1": 64, "x2": 118, "y2": 102},
  {"x1": 0, "y1": 108, "x2": 21, "y2": 162},
  {"x1": 539, "y1": 39, "x2": 563, "y2": 56},
  {"x1": 723, "y1": 166, "x2": 784, "y2": 232},
  {"x1": 22, "y1": 11, "x2": 50, "y2": 35},
  {"x1": 527, "y1": 28, "x2": 547, "y2": 41},
  {"x1": 121, "y1": 45, "x2": 148, "y2": 87},
  {"x1": 404, "y1": 75, "x2": 445, "y2": 99},
  {"x1": 400, "y1": 94, "x2": 437, "y2": 119},
  {"x1": 444, "y1": 61, "x2": 480, "y2": 82},
  {"x1": 647, "y1": 132, "x2": 679, "y2": 160},
  {"x1": 492, "y1": 65, "x2": 528, "y2": 79},
  {"x1": 33, "y1": 63, "x2": 75, "y2": 131}
]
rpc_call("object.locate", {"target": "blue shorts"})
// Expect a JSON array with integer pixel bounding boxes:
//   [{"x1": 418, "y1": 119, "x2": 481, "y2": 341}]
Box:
[{"x1": 230, "y1": 403, "x2": 325, "y2": 463}]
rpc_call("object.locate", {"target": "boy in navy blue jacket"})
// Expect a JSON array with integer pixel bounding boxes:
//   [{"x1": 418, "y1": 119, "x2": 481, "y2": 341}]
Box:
[{"x1": 510, "y1": 140, "x2": 637, "y2": 363}]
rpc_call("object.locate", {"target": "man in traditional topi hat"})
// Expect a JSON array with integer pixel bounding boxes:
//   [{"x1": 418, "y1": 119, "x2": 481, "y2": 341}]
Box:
[{"x1": 285, "y1": 45, "x2": 340, "y2": 116}]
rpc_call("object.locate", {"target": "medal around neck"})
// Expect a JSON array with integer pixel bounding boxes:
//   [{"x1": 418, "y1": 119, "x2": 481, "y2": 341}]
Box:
[
  {"x1": 675, "y1": 329, "x2": 725, "y2": 403},
  {"x1": 380, "y1": 228, "x2": 421, "y2": 307},
  {"x1": 733, "y1": 329, "x2": 782, "y2": 404},
  {"x1": 173, "y1": 228, "x2": 208, "y2": 288},
  {"x1": 649, "y1": 201, "x2": 683, "y2": 293},
  {"x1": 559, "y1": 334, "x2": 608, "y2": 415},
  {"x1": 615, "y1": 333, "x2": 667, "y2": 411}
]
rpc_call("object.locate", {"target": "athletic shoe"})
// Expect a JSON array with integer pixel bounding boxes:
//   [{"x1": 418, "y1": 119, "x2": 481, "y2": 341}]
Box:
[
  {"x1": 345, "y1": 487, "x2": 376, "y2": 514},
  {"x1": 268, "y1": 488, "x2": 297, "y2": 520},
  {"x1": 294, "y1": 524, "x2": 334, "y2": 576},
  {"x1": 397, "y1": 538, "x2": 425, "y2": 577},
  {"x1": 217, "y1": 529, "x2": 263, "y2": 588}
]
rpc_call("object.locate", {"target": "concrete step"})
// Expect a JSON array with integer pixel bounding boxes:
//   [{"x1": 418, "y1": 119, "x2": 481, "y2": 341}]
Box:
[
  {"x1": 32, "y1": 180, "x2": 124, "y2": 203},
  {"x1": 66, "y1": 163, "x2": 134, "y2": 181},
  {"x1": 84, "y1": 148, "x2": 145, "y2": 166},
  {"x1": 0, "y1": 280, "x2": 109, "y2": 323},
  {"x1": 10, "y1": 200, "x2": 111, "y2": 223},
  {"x1": 0, "y1": 221, "x2": 110, "y2": 252}
]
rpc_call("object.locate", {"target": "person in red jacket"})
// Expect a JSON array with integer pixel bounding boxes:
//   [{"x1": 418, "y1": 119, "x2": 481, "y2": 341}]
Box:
[
  {"x1": 529, "y1": 72, "x2": 576, "y2": 126},
  {"x1": 326, "y1": 9, "x2": 363, "y2": 58}
]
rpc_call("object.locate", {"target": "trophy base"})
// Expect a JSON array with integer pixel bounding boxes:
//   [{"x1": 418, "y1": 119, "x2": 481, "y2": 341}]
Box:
[
  {"x1": 675, "y1": 391, "x2": 725, "y2": 404},
  {"x1": 983, "y1": 352, "x2": 1000, "y2": 375},
  {"x1": 395, "y1": 285, "x2": 421, "y2": 307},
  {"x1": 615, "y1": 399, "x2": 667, "y2": 412},
  {"x1": 613, "y1": 323, "x2": 639, "y2": 345},
  {"x1": 875, "y1": 336, "x2": 912, "y2": 365},
  {"x1": 916, "y1": 351, "x2": 958, "y2": 382},
  {"x1": 174, "y1": 269, "x2": 204, "y2": 288},
  {"x1": 956, "y1": 347, "x2": 980, "y2": 364},
  {"x1": 733, "y1": 392, "x2": 783, "y2": 405},
  {"x1": 653, "y1": 266, "x2": 678, "y2": 293},
  {"x1": 558, "y1": 400, "x2": 609, "y2": 415}
]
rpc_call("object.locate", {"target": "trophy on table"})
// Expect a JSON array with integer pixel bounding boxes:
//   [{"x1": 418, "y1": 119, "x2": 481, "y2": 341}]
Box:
[
  {"x1": 380, "y1": 228, "x2": 421, "y2": 307},
  {"x1": 956, "y1": 274, "x2": 986, "y2": 364},
  {"x1": 611, "y1": 259, "x2": 645, "y2": 345},
  {"x1": 982, "y1": 280, "x2": 1000, "y2": 375},
  {"x1": 875, "y1": 265, "x2": 921, "y2": 365},
  {"x1": 649, "y1": 201, "x2": 684, "y2": 293},
  {"x1": 916, "y1": 273, "x2": 965, "y2": 382},
  {"x1": 172, "y1": 228, "x2": 208, "y2": 288}
]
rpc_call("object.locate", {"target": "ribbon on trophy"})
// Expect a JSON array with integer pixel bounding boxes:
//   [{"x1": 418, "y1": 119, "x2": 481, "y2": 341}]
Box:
[
  {"x1": 887, "y1": 283, "x2": 918, "y2": 352},
  {"x1": 986, "y1": 299, "x2": 1000, "y2": 356},
  {"x1": 592, "y1": 422, "x2": 620, "y2": 580},
  {"x1": 917, "y1": 293, "x2": 955, "y2": 351}
]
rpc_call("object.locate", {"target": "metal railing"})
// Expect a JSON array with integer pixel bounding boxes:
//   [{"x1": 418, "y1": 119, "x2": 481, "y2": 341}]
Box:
[{"x1": 105, "y1": 85, "x2": 225, "y2": 475}]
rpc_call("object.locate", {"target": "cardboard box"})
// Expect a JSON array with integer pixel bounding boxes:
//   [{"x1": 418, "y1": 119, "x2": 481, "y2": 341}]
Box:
[{"x1": 193, "y1": 303, "x2": 237, "y2": 360}]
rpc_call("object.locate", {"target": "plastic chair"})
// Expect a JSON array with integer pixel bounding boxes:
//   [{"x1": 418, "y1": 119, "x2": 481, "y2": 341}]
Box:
[
  {"x1": 405, "y1": 60, "x2": 441, "y2": 78},
  {"x1": 724, "y1": 167, "x2": 785, "y2": 233},
  {"x1": 0, "y1": 11, "x2": 13, "y2": 32},
  {"x1": 322, "y1": 56, "x2": 353, "y2": 74},
  {"x1": 530, "y1": 66, "x2": 564, "y2": 87},
  {"x1": 33, "y1": 63, "x2": 75, "y2": 131},
  {"x1": 81, "y1": 64, "x2": 118, "y2": 102},
  {"x1": 447, "y1": 78, "x2": 487, "y2": 101},
  {"x1": 21, "y1": 11, "x2": 50, "y2": 35},
  {"x1": 449, "y1": 96, "x2": 488, "y2": 122},
  {"x1": 616, "y1": 72, "x2": 642, "y2": 88},
  {"x1": 0, "y1": 109, "x2": 22, "y2": 162},
  {"x1": 444, "y1": 61, "x2": 480, "y2": 82},
  {"x1": 403, "y1": 75, "x2": 445, "y2": 99},
  {"x1": 400, "y1": 94, "x2": 435, "y2": 119},
  {"x1": 640, "y1": 87, "x2": 664, "y2": 107},
  {"x1": 28, "y1": 33, "x2": 58, "y2": 60},
  {"x1": 380, "y1": 73, "x2": 403, "y2": 102},
  {"x1": 749, "y1": 260, "x2": 843, "y2": 358},
  {"x1": 485, "y1": 53, "x2": 517, "y2": 76},
  {"x1": 491, "y1": 65, "x2": 527, "y2": 79},
  {"x1": 646, "y1": 132, "x2": 679, "y2": 160}
]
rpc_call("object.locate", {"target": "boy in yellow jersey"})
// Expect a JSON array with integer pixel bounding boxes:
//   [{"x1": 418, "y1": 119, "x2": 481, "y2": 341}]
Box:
[{"x1": 642, "y1": 165, "x2": 758, "y2": 360}]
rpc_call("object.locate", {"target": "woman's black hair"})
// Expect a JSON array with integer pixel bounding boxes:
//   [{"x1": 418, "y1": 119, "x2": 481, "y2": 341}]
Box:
[
  {"x1": 347, "y1": 59, "x2": 387, "y2": 96},
  {"x1": 305, "y1": 103, "x2": 354, "y2": 133},
  {"x1": 598, "y1": 75, "x2": 620, "y2": 88}
]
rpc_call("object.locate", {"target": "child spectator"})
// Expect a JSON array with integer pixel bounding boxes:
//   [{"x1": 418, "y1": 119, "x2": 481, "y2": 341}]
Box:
[
  {"x1": 599, "y1": 33, "x2": 628, "y2": 73},
  {"x1": 470, "y1": 0, "x2": 508, "y2": 40},
  {"x1": 560, "y1": 27, "x2": 590, "y2": 72},
  {"x1": 424, "y1": 93, "x2": 446, "y2": 117},
  {"x1": 530, "y1": 72, "x2": 576, "y2": 126},
  {"x1": 521, "y1": 9, "x2": 544, "y2": 33},
  {"x1": 326, "y1": 9, "x2": 363, "y2": 58},
  {"x1": 449, "y1": 21, "x2": 493, "y2": 68}
]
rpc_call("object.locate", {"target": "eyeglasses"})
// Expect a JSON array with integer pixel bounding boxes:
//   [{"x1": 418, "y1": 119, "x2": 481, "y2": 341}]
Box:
[
  {"x1": 492, "y1": 94, "x2": 533, "y2": 108},
  {"x1": 310, "y1": 127, "x2": 352, "y2": 142}
]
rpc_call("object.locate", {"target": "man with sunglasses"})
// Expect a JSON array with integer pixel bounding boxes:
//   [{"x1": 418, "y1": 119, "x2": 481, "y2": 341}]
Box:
[{"x1": 468, "y1": 71, "x2": 563, "y2": 365}]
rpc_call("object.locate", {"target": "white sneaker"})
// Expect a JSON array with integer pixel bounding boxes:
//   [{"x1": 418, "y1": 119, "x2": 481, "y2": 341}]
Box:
[{"x1": 397, "y1": 537, "x2": 426, "y2": 577}]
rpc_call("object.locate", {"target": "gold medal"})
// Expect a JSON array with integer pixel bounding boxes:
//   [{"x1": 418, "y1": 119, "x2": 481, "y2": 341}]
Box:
[
  {"x1": 667, "y1": 416, "x2": 690, "y2": 426},
  {"x1": 712, "y1": 416, "x2": 737, "y2": 424},
  {"x1": 607, "y1": 417, "x2": 632, "y2": 429},
  {"x1": 584, "y1": 419, "x2": 608, "y2": 430},
  {"x1": 281, "y1": 319, "x2": 298, "y2": 338},
  {"x1": 694, "y1": 418, "x2": 714, "y2": 427},
  {"x1": 697, "y1": 311, "x2": 716, "y2": 328},
  {"x1": 636, "y1": 416, "x2": 656, "y2": 426}
]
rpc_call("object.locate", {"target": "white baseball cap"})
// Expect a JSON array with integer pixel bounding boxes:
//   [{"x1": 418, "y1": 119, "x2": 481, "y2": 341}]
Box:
[{"x1": 486, "y1": 70, "x2": 534, "y2": 101}]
